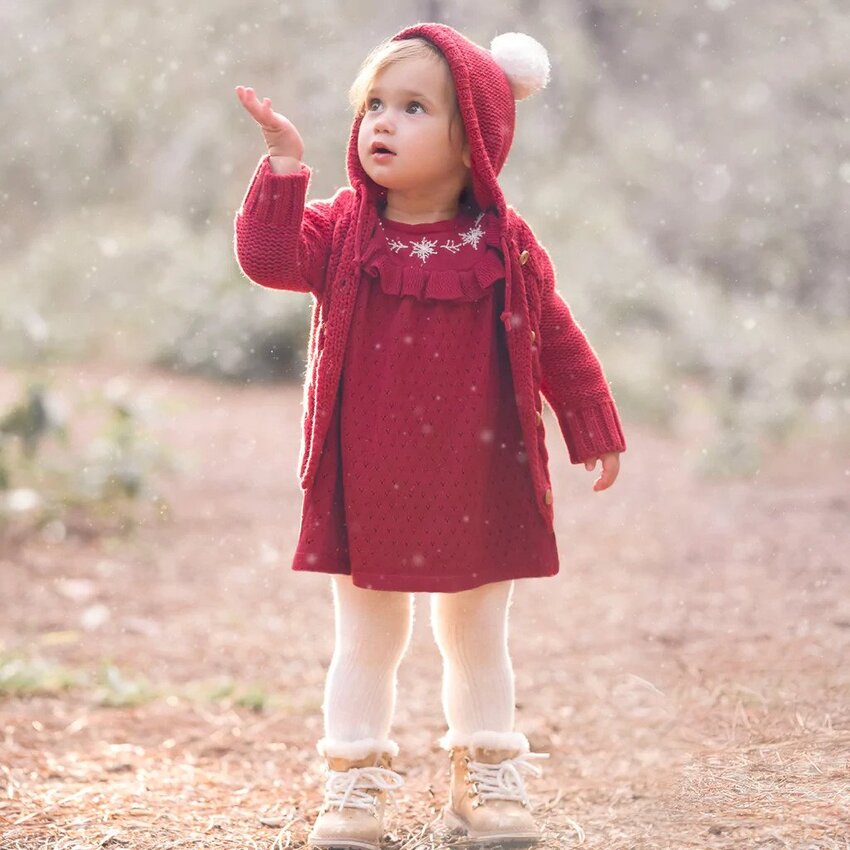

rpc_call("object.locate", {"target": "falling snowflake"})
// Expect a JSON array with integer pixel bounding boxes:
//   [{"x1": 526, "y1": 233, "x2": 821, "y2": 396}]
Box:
[
  {"x1": 460, "y1": 213, "x2": 486, "y2": 249},
  {"x1": 410, "y1": 237, "x2": 439, "y2": 263},
  {"x1": 442, "y1": 239, "x2": 462, "y2": 254},
  {"x1": 387, "y1": 238, "x2": 407, "y2": 253}
]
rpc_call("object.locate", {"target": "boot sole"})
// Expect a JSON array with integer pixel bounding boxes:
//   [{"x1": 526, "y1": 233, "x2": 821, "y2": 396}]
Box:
[
  {"x1": 441, "y1": 805, "x2": 540, "y2": 846},
  {"x1": 307, "y1": 835, "x2": 381, "y2": 850}
]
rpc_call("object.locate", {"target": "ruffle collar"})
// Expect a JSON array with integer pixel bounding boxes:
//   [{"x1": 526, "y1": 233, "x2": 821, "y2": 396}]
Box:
[{"x1": 358, "y1": 205, "x2": 505, "y2": 301}]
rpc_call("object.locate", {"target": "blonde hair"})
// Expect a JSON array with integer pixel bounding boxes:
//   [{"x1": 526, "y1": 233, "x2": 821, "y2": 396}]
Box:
[
  {"x1": 348, "y1": 37, "x2": 465, "y2": 146},
  {"x1": 350, "y1": 36, "x2": 474, "y2": 207}
]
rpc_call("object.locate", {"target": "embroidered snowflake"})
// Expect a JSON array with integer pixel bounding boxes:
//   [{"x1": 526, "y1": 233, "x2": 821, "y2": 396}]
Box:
[
  {"x1": 410, "y1": 237, "x2": 439, "y2": 263},
  {"x1": 387, "y1": 238, "x2": 408, "y2": 253},
  {"x1": 441, "y1": 239, "x2": 462, "y2": 254},
  {"x1": 460, "y1": 213, "x2": 486, "y2": 249}
]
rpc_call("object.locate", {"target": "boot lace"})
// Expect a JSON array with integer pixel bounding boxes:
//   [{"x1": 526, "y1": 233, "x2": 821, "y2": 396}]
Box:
[
  {"x1": 321, "y1": 765, "x2": 406, "y2": 813},
  {"x1": 467, "y1": 752, "x2": 550, "y2": 807}
]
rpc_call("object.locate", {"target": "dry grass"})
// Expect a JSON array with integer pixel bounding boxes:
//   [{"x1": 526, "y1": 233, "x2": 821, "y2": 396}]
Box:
[
  {"x1": 1, "y1": 362, "x2": 848, "y2": 849},
  {"x1": 2, "y1": 696, "x2": 847, "y2": 849}
]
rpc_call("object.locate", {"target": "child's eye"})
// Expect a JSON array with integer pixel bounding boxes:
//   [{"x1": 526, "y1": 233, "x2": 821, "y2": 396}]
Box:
[
  {"x1": 407, "y1": 101, "x2": 425, "y2": 114},
  {"x1": 367, "y1": 98, "x2": 382, "y2": 111}
]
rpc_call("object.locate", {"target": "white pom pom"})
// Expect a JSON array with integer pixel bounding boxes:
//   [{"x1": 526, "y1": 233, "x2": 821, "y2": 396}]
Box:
[{"x1": 490, "y1": 32, "x2": 551, "y2": 100}]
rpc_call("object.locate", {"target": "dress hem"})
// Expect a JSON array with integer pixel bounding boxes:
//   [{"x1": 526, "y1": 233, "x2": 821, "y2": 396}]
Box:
[
  {"x1": 291, "y1": 560, "x2": 560, "y2": 593},
  {"x1": 292, "y1": 551, "x2": 349, "y2": 576}
]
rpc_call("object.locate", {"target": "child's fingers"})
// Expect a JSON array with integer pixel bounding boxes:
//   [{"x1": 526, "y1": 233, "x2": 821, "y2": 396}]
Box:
[
  {"x1": 592, "y1": 469, "x2": 609, "y2": 491},
  {"x1": 592, "y1": 456, "x2": 619, "y2": 491},
  {"x1": 241, "y1": 91, "x2": 272, "y2": 124},
  {"x1": 235, "y1": 86, "x2": 292, "y2": 137},
  {"x1": 235, "y1": 86, "x2": 257, "y2": 109},
  {"x1": 246, "y1": 92, "x2": 277, "y2": 124}
]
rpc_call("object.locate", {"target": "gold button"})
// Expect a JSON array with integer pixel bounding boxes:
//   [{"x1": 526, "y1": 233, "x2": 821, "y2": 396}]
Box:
[
  {"x1": 530, "y1": 330, "x2": 536, "y2": 344},
  {"x1": 535, "y1": 411, "x2": 543, "y2": 426},
  {"x1": 544, "y1": 488, "x2": 553, "y2": 505},
  {"x1": 519, "y1": 250, "x2": 530, "y2": 265}
]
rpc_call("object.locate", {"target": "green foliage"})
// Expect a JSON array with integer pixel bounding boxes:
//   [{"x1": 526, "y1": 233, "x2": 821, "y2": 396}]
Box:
[
  {"x1": 0, "y1": 651, "x2": 282, "y2": 712},
  {"x1": 0, "y1": 213, "x2": 312, "y2": 383},
  {"x1": 94, "y1": 661, "x2": 159, "y2": 707},
  {"x1": 528, "y1": 169, "x2": 849, "y2": 478},
  {"x1": 233, "y1": 685, "x2": 270, "y2": 712},
  {"x1": 0, "y1": 372, "x2": 175, "y2": 538},
  {"x1": 0, "y1": 0, "x2": 847, "y2": 474},
  {"x1": 0, "y1": 653, "x2": 85, "y2": 697}
]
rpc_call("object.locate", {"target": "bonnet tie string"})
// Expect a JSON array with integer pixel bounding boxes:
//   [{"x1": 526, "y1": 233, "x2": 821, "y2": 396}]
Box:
[
  {"x1": 499, "y1": 232, "x2": 514, "y2": 333},
  {"x1": 354, "y1": 191, "x2": 365, "y2": 270}
]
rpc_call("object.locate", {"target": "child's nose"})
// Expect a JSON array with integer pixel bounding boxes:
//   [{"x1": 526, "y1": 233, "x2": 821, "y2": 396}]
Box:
[{"x1": 372, "y1": 112, "x2": 396, "y2": 133}]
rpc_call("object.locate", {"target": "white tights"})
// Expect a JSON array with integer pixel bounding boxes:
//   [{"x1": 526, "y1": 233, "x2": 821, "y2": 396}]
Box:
[{"x1": 318, "y1": 574, "x2": 525, "y2": 759}]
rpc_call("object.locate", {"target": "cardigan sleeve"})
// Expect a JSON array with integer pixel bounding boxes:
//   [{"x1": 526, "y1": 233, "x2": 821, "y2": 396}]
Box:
[
  {"x1": 536, "y1": 244, "x2": 627, "y2": 464},
  {"x1": 233, "y1": 154, "x2": 336, "y2": 296}
]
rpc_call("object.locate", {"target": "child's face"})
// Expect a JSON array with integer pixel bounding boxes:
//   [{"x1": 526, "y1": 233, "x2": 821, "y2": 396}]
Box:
[{"x1": 357, "y1": 55, "x2": 471, "y2": 202}]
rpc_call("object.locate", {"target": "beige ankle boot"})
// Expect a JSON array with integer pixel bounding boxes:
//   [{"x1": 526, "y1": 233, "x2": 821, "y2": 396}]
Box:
[
  {"x1": 308, "y1": 738, "x2": 405, "y2": 850},
  {"x1": 439, "y1": 730, "x2": 549, "y2": 846}
]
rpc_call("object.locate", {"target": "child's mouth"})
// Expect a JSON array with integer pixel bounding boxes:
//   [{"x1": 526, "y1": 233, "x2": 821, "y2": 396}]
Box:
[{"x1": 371, "y1": 142, "x2": 396, "y2": 160}]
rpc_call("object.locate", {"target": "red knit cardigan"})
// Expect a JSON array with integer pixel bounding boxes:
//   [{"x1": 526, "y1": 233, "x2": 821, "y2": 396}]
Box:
[{"x1": 234, "y1": 155, "x2": 626, "y2": 528}]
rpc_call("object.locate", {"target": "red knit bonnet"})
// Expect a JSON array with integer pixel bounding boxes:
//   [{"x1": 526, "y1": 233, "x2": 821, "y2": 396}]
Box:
[{"x1": 346, "y1": 23, "x2": 550, "y2": 332}]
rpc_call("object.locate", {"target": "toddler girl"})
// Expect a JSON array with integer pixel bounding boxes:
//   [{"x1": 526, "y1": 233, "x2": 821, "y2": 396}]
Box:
[{"x1": 234, "y1": 22, "x2": 626, "y2": 850}]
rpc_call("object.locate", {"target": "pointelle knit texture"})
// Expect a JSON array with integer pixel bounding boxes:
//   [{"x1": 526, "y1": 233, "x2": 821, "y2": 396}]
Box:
[
  {"x1": 233, "y1": 22, "x2": 627, "y2": 551},
  {"x1": 290, "y1": 206, "x2": 560, "y2": 591}
]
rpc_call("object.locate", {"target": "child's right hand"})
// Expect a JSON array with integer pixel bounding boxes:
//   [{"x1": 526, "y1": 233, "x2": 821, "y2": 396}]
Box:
[{"x1": 235, "y1": 85, "x2": 304, "y2": 166}]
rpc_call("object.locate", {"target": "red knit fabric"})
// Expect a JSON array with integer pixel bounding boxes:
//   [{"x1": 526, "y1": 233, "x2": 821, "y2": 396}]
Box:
[
  {"x1": 290, "y1": 208, "x2": 559, "y2": 592},
  {"x1": 233, "y1": 24, "x2": 627, "y2": 574},
  {"x1": 359, "y1": 205, "x2": 505, "y2": 300},
  {"x1": 233, "y1": 156, "x2": 627, "y2": 524}
]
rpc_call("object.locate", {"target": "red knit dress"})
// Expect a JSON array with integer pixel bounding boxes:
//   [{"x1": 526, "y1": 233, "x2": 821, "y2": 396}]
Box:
[{"x1": 290, "y1": 203, "x2": 560, "y2": 593}]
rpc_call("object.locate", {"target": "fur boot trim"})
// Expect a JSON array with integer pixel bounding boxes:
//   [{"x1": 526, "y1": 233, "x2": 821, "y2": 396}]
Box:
[
  {"x1": 438, "y1": 728, "x2": 531, "y2": 754},
  {"x1": 316, "y1": 736, "x2": 400, "y2": 760}
]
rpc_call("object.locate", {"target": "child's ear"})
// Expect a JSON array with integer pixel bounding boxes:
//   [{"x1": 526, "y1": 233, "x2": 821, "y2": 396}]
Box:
[{"x1": 462, "y1": 139, "x2": 471, "y2": 169}]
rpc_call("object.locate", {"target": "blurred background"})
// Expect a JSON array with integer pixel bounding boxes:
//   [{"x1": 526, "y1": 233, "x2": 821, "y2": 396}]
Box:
[
  {"x1": 2, "y1": 6, "x2": 849, "y2": 844},
  {"x1": 0, "y1": 0, "x2": 848, "y2": 527}
]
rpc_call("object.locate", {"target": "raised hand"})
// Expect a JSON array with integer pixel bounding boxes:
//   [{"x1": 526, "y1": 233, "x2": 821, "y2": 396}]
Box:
[{"x1": 235, "y1": 85, "x2": 304, "y2": 165}]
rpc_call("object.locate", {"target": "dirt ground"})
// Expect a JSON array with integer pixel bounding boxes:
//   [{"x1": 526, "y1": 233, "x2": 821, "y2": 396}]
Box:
[{"x1": 1, "y1": 362, "x2": 848, "y2": 850}]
